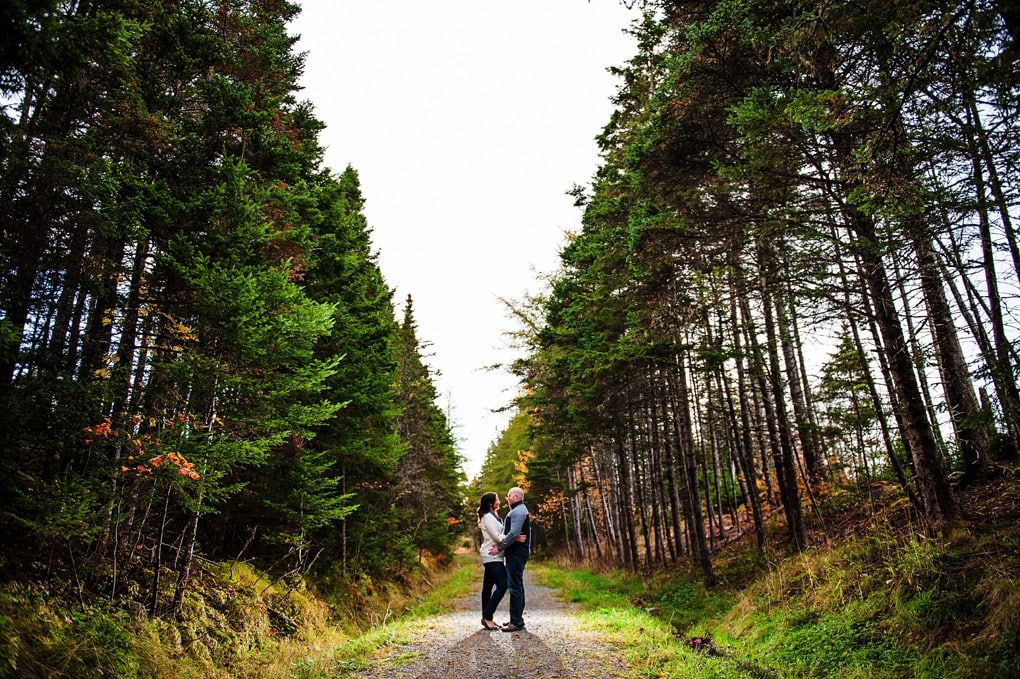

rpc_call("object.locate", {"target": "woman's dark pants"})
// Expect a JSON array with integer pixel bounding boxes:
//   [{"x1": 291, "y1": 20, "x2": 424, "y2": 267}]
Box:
[{"x1": 481, "y1": 560, "x2": 507, "y2": 621}]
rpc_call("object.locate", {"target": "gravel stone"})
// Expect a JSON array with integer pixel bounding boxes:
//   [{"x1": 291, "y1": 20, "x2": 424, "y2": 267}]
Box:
[{"x1": 346, "y1": 566, "x2": 630, "y2": 678}]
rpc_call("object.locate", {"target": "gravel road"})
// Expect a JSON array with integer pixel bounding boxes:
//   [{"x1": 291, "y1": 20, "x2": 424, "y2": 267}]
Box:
[{"x1": 346, "y1": 565, "x2": 631, "y2": 678}]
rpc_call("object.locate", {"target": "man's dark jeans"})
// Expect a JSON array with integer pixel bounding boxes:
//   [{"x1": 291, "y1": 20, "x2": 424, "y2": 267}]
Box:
[{"x1": 505, "y1": 549, "x2": 529, "y2": 627}]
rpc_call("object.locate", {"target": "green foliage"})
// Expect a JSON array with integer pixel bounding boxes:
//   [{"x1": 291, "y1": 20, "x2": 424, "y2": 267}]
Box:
[
  {"x1": 533, "y1": 563, "x2": 647, "y2": 610},
  {"x1": 656, "y1": 579, "x2": 735, "y2": 633},
  {"x1": 0, "y1": 612, "x2": 17, "y2": 675},
  {"x1": 0, "y1": 585, "x2": 140, "y2": 679},
  {"x1": 0, "y1": 554, "x2": 478, "y2": 679},
  {"x1": 470, "y1": 408, "x2": 532, "y2": 499},
  {"x1": 388, "y1": 297, "x2": 465, "y2": 562},
  {"x1": 700, "y1": 526, "x2": 1014, "y2": 678},
  {"x1": 0, "y1": 559, "x2": 339, "y2": 679},
  {"x1": 6, "y1": 473, "x2": 107, "y2": 548},
  {"x1": 752, "y1": 604, "x2": 919, "y2": 678},
  {"x1": 532, "y1": 510, "x2": 1019, "y2": 679},
  {"x1": 0, "y1": 0, "x2": 461, "y2": 623},
  {"x1": 511, "y1": 0, "x2": 1018, "y2": 578}
]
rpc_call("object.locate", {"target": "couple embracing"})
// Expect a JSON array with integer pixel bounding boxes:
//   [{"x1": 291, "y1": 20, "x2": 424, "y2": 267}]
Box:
[{"x1": 476, "y1": 487, "x2": 530, "y2": 632}]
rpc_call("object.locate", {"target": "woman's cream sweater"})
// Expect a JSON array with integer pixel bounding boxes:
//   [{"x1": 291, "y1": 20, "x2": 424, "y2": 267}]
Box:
[{"x1": 479, "y1": 512, "x2": 506, "y2": 564}]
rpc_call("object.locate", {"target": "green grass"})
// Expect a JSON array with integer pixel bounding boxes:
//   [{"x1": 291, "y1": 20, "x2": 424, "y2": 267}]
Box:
[
  {"x1": 530, "y1": 517, "x2": 1019, "y2": 679},
  {"x1": 4, "y1": 484, "x2": 1017, "y2": 679},
  {"x1": 531, "y1": 562, "x2": 754, "y2": 679},
  {"x1": 0, "y1": 552, "x2": 478, "y2": 679}
]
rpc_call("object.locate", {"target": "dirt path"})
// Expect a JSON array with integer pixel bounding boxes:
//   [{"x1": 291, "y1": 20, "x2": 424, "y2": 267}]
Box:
[{"x1": 347, "y1": 566, "x2": 631, "y2": 678}]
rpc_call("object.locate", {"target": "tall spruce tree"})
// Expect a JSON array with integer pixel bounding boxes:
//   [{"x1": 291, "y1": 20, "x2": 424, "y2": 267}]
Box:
[
  {"x1": 392, "y1": 296, "x2": 464, "y2": 564},
  {"x1": 298, "y1": 166, "x2": 403, "y2": 579},
  {"x1": 0, "y1": 0, "x2": 463, "y2": 609},
  {"x1": 510, "y1": 0, "x2": 1018, "y2": 567}
]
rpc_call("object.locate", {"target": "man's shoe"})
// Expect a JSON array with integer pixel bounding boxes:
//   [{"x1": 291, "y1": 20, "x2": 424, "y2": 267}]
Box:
[{"x1": 501, "y1": 623, "x2": 525, "y2": 632}]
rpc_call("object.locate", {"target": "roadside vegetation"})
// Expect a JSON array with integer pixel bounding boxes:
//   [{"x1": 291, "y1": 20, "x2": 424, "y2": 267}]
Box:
[
  {"x1": 5, "y1": 465, "x2": 1014, "y2": 678},
  {"x1": 536, "y1": 466, "x2": 1019, "y2": 679},
  {"x1": 0, "y1": 550, "x2": 476, "y2": 679},
  {"x1": 3, "y1": 2, "x2": 1019, "y2": 677}
]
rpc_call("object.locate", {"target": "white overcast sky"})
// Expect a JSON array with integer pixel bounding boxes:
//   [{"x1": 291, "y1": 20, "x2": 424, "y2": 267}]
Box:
[{"x1": 289, "y1": 2, "x2": 639, "y2": 478}]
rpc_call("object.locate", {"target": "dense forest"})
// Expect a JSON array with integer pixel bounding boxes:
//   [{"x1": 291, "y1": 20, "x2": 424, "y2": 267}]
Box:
[
  {"x1": 475, "y1": 0, "x2": 1020, "y2": 587},
  {"x1": 3, "y1": 0, "x2": 1020, "y2": 675},
  {"x1": 0, "y1": 0, "x2": 464, "y2": 620}
]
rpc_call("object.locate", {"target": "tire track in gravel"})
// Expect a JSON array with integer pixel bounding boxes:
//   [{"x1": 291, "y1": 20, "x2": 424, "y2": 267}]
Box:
[{"x1": 346, "y1": 566, "x2": 631, "y2": 678}]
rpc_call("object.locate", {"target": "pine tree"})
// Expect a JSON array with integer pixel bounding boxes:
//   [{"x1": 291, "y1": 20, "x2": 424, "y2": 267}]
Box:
[{"x1": 392, "y1": 296, "x2": 465, "y2": 564}]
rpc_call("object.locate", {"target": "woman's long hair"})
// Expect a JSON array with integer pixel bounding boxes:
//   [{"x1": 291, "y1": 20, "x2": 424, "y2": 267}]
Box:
[{"x1": 477, "y1": 491, "x2": 497, "y2": 524}]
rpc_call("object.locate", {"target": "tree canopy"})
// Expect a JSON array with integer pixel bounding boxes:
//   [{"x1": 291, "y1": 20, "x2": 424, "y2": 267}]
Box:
[
  {"x1": 508, "y1": 0, "x2": 1019, "y2": 584},
  {"x1": 0, "y1": 0, "x2": 463, "y2": 614}
]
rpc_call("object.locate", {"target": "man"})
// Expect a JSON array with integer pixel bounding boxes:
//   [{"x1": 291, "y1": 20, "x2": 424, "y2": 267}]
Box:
[{"x1": 488, "y1": 486, "x2": 530, "y2": 632}]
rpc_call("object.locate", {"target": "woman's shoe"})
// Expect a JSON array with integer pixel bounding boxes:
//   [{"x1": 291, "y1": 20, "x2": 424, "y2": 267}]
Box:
[{"x1": 481, "y1": 618, "x2": 499, "y2": 630}]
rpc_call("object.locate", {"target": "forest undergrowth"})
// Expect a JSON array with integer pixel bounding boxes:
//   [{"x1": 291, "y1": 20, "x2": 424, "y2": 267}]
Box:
[
  {"x1": 2, "y1": 464, "x2": 1017, "y2": 678},
  {"x1": 0, "y1": 549, "x2": 473, "y2": 679},
  {"x1": 540, "y1": 462, "x2": 1020, "y2": 679}
]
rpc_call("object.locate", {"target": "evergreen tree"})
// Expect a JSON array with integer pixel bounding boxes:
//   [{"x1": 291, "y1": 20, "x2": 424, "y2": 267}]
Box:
[
  {"x1": 392, "y1": 296, "x2": 464, "y2": 564},
  {"x1": 510, "y1": 0, "x2": 1018, "y2": 568},
  {"x1": 299, "y1": 166, "x2": 403, "y2": 579},
  {"x1": 0, "y1": 0, "x2": 467, "y2": 610},
  {"x1": 472, "y1": 408, "x2": 532, "y2": 499}
]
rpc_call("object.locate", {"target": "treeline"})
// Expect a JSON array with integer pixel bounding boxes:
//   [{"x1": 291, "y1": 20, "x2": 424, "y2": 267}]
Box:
[
  {"x1": 505, "y1": 0, "x2": 1019, "y2": 585},
  {"x1": 0, "y1": 1, "x2": 462, "y2": 616}
]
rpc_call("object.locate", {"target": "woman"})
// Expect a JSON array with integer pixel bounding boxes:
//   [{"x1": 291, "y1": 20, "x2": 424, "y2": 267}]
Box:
[{"x1": 477, "y1": 491, "x2": 507, "y2": 630}]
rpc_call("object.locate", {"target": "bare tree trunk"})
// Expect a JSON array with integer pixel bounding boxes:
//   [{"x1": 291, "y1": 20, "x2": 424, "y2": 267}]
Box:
[
  {"x1": 789, "y1": 292, "x2": 826, "y2": 482},
  {"x1": 724, "y1": 269, "x2": 767, "y2": 549},
  {"x1": 965, "y1": 92, "x2": 1020, "y2": 292},
  {"x1": 76, "y1": 237, "x2": 126, "y2": 386},
  {"x1": 891, "y1": 254, "x2": 946, "y2": 455},
  {"x1": 649, "y1": 374, "x2": 679, "y2": 562},
  {"x1": 774, "y1": 284, "x2": 823, "y2": 484},
  {"x1": 110, "y1": 238, "x2": 151, "y2": 414},
  {"x1": 739, "y1": 298, "x2": 778, "y2": 510},
  {"x1": 614, "y1": 436, "x2": 639, "y2": 569},
  {"x1": 847, "y1": 209, "x2": 960, "y2": 530},
  {"x1": 663, "y1": 430, "x2": 686, "y2": 561},
  {"x1": 576, "y1": 460, "x2": 603, "y2": 560},
  {"x1": 172, "y1": 509, "x2": 201, "y2": 615},
  {"x1": 592, "y1": 447, "x2": 619, "y2": 561},
  {"x1": 909, "y1": 218, "x2": 992, "y2": 486},
  {"x1": 689, "y1": 369, "x2": 718, "y2": 552},
  {"x1": 644, "y1": 383, "x2": 669, "y2": 564},
  {"x1": 669, "y1": 351, "x2": 716, "y2": 588},
  {"x1": 756, "y1": 248, "x2": 808, "y2": 550},
  {"x1": 567, "y1": 467, "x2": 585, "y2": 560},
  {"x1": 833, "y1": 230, "x2": 923, "y2": 510},
  {"x1": 965, "y1": 103, "x2": 1020, "y2": 453},
  {"x1": 37, "y1": 227, "x2": 89, "y2": 383},
  {"x1": 148, "y1": 482, "x2": 173, "y2": 617},
  {"x1": 723, "y1": 355, "x2": 765, "y2": 549},
  {"x1": 628, "y1": 409, "x2": 653, "y2": 569}
]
